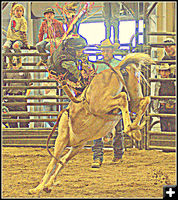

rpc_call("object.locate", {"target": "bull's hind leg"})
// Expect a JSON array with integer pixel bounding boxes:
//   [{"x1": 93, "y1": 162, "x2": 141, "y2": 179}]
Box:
[
  {"x1": 130, "y1": 96, "x2": 150, "y2": 140},
  {"x1": 111, "y1": 92, "x2": 145, "y2": 141},
  {"x1": 132, "y1": 96, "x2": 150, "y2": 126},
  {"x1": 28, "y1": 111, "x2": 70, "y2": 195},
  {"x1": 111, "y1": 92, "x2": 133, "y2": 138},
  {"x1": 125, "y1": 65, "x2": 151, "y2": 141}
]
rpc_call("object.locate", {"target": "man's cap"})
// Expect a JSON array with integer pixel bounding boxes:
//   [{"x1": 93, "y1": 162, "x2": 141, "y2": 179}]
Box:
[
  {"x1": 98, "y1": 39, "x2": 120, "y2": 50},
  {"x1": 44, "y1": 8, "x2": 55, "y2": 15},
  {"x1": 163, "y1": 38, "x2": 175, "y2": 45},
  {"x1": 158, "y1": 63, "x2": 170, "y2": 71}
]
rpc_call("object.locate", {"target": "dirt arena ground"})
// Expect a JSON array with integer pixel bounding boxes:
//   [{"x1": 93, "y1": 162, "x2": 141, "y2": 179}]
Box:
[{"x1": 2, "y1": 147, "x2": 176, "y2": 198}]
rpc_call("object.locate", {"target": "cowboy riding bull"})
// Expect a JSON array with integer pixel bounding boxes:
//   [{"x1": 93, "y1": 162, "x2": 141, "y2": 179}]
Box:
[{"x1": 29, "y1": 50, "x2": 154, "y2": 194}]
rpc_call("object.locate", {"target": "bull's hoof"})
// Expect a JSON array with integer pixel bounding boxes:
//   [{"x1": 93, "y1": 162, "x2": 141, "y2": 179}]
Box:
[
  {"x1": 102, "y1": 132, "x2": 113, "y2": 143},
  {"x1": 131, "y1": 130, "x2": 142, "y2": 141},
  {"x1": 43, "y1": 187, "x2": 52, "y2": 193},
  {"x1": 28, "y1": 188, "x2": 41, "y2": 195}
]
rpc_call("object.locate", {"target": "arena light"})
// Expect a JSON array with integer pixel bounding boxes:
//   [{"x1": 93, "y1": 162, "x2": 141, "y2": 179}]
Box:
[
  {"x1": 138, "y1": 19, "x2": 144, "y2": 44},
  {"x1": 78, "y1": 22, "x2": 105, "y2": 45},
  {"x1": 78, "y1": 19, "x2": 144, "y2": 60},
  {"x1": 119, "y1": 20, "x2": 136, "y2": 45},
  {"x1": 138, "y1": 19, "x2": 144, "y2": 33}
]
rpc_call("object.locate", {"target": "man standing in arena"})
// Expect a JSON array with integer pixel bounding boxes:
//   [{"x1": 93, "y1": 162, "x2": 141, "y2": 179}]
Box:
[{"x1": 91, "y1": 39, "x2": 124, "y2": 168}]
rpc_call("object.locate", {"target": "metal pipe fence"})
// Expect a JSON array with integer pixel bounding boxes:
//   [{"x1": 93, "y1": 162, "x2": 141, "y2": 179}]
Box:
[
  {"x1": 2, "y1": 38, "x2": 176, "y2": 150},
  {"x1": 2, "y1": 49, "x2": 135, "y2": 149}
]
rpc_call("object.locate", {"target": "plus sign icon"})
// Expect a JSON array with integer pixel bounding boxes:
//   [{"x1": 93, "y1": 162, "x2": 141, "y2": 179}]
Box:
[{"x1": 163, "y1": 185, "x2": 177, "y2": 199}]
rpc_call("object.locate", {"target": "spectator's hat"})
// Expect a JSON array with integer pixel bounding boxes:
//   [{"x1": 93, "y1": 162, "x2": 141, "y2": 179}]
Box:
[
  {"x1": 98, "y1": 39, "x2": 120, "y2": 50},
  {"x1": 156, "y1": 63, "x2": 175, "y2": 73},
  {"x1": 163, "y1": 38, "x2": 175, "y2": 45},
  {"x1": 44, "y1": 8, "x2": 55, "y2": 15}
]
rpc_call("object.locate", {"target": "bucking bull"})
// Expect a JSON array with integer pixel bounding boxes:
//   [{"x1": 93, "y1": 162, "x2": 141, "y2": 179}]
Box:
[{"x1": 29, "y1": 53, "x2": 154, "y2": 195}]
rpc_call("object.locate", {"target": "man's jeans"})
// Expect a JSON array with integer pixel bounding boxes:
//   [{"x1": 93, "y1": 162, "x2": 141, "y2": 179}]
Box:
[
  {"x1": 92, "y1": 120, "x2": 124, "y2": 162},
  {"x1": 113, "y1": 120, "x2": 124, "y2": 159},
  {"x1": 92, "y1": 138, "x2": 104, "y2": 162},
  {"x1": 36, "y1": 40, "x2": 51, "y2": 62}
]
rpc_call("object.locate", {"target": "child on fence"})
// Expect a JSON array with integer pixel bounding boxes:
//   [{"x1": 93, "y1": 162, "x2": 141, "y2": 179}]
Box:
[{"x1": 3, "y1": 3, "x2": 30, "y2": 68}]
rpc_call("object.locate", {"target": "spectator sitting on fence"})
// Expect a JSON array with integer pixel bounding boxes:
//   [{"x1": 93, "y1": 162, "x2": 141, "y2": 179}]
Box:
[
  {"x1": 3, "y1": 56, "x2": 33, "y2": 128},
  {"x1": 152, "y1": 63, "x2": 176, "y2": 133},
  {"x1": 3, "y1": 3, "x2": 30, "y2": 69},
  {"x1": 36, "y1": 8, "x2": 65, "y2": 66}
]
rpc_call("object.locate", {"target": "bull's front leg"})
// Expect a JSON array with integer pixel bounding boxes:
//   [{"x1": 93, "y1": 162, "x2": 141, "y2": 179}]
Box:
[
  {"x1": 44, "y1": 143, "x2": 86, "y2": 191},
  {"x1": 28, "y1": 111, "x2": 70, "y2": 195}
]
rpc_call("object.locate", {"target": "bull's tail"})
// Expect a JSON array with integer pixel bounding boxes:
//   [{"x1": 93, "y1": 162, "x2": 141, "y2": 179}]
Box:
[
  {"x1": 116, "y1": 53, "x2": 155, "y2": 87},
  {"x1": 117, "y1": 53, "x2": 154, "y2": 69}
]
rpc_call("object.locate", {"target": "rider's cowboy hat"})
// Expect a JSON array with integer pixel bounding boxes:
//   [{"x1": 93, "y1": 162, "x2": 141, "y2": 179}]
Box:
[
  {"x1": 98, "y1": 39, "x2": 120, "y2": 50},
  {"x1": 156, "y1": 63, "x2": 175, "y2": 73},
  {"x1": 43, "y1": 8, "x2": 55, "y2": 15}
]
